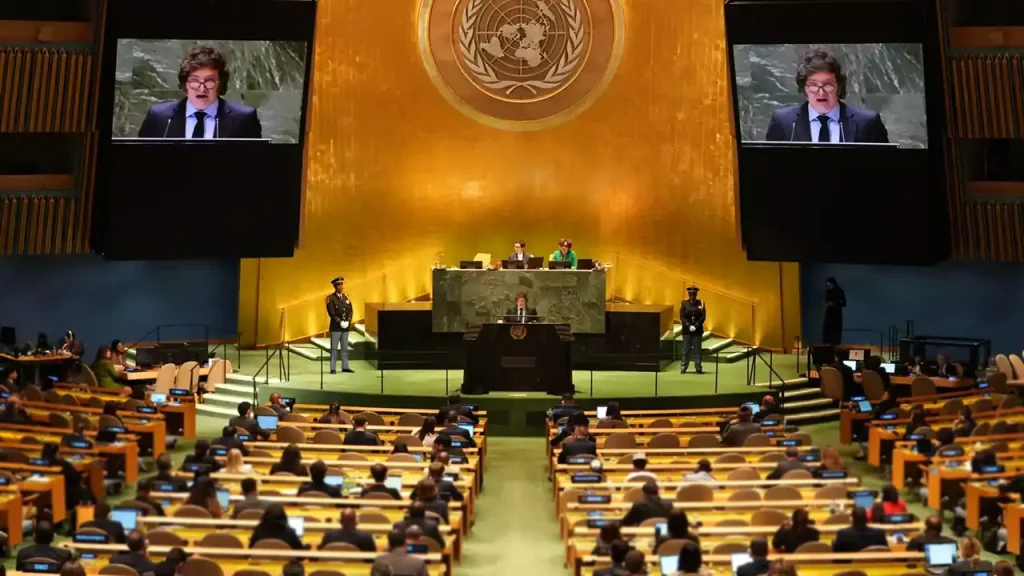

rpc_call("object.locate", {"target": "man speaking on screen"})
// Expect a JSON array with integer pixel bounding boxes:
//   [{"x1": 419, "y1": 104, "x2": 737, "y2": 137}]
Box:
[
  {"x1": 137, "y1": 44, "x2": 263, "y2": 139},
  {"x1": 765, "y1": 48, "x2": 889, "y2": 144}
]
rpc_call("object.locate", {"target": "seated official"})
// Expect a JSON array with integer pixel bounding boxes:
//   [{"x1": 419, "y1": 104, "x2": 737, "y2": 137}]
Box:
[
  {"x1": 110, "y1": 339, "x2": 127, "y2": 367},
  {"x1": 772, "y1": 509, "x2": 819, "y2": 553},
  {"x1": 91, "y1": 345, "x2": 127, "y2": 390},
  {"x1": 182, "y1": 440, "x2": 222, "y2": 473},
  {"x1": 268, "y1": 393, "x2": 291, "y2": 418},
  {"x1": 656, "y1": 509, "x2": 700, "y2": 551},
  {"x1": 753, "y1": 395, "x2": 780, "y2": 423},
  {"x1": 722, "y1": 405, "x2": 760, "y2": 447},
  {"x1": 595, "y1": 539, "x2": 631, "y2": 576},
  {"x1": 813, "y1": 445, "x2": 847, "y2": 478},
  {"x1": 591, "y1": 523, "x2": 623, "y2": 556},
  {"x1": 373, "y1": 530, "x2": 429, "y2": 576},
  {"x1": 832, "y1": 506, "x2": 887, "y2": 552},
  {"x1": 765, "y1": 48, "x2": 889, "y2": 144},
  {"x1": 952, "y1": 405, "x2": 976, "y2": 438},
  {"x1": 504, "y1": 291, "x2": 539, "y2": 323},
  {"x1": 414, "y1": 462, "x2": 464, "y2": 502},
  {"x1": 153, "y1": 454, "x2": 188, "y2": 491},
  {"x1": 624, "y1": 453, "x2": 657, "y2": 483},
  {"x1": 134, "y1": 479, "x2": 166, "y2": 516},
  {"x1": 270, "y1": 444, "x2": 309, "y2": 476},
  {"x1": 363, "y1": 463, "x2": 402, "y2": 500},
  {"x1": 413, "y1": 478, "x2": 449, "y2": 524},
  {"x1": 233, "y1": 477, "x2": 269, "y2": 518},
  {"x1": 437, "y1": 411, "x2": 477, "y2": 448},
  {"x1": 109, "y1": 531, "x2": 158, "y2": 575},
  {"x1": 249, "y1": 504, "x2": 306, "y2": 550},
  {"x1": 670, "y1": 539, "x2": 705, "y2": 576},
  {"x1": 320, "y1": 508, "x2": 377, "y2": 552},
  {"x1": 735, "y1": 539, "x2": 772, "y2": 576},
  {"x1": 435, "y1": 393, "x2": 480, "y2": 424},
  {"x1": 298, "y1": 460, "x2": 343, "y2": 498},
  {"x1": 3, "y1": 367, "x2": 19, "y2": 394},
  {"x1": 905, "y1": 515, "x2": 955, "y2": 552},
  {"x1": 43, "y1": 443, "x2": 86, "y2": 508},
  {"x1": 864, "y1": 355, "x2": 892, "y2": 391},
  {"x1": 557, "y1": 421, "x2": 597, "y2": 464},
  {"x1": 935, "y1": 353, "x2": 957, "y2": 378},
  {"x1": 0, "y1": 393, "x2": 30, "y2": 423},
  {"x1": 229, "y1": 401, "x2": 271, "y2": 440},
  {"x1": 508, "y1": 240, "x2": 532, "y2": 264},
  {"x1": 550, "y1": 411, "x2": 594, "y2": 447},
  {"x1": 683, "y1": 459, "x2": 715, "y2": 483},
  {"x1": 622, "y1": 481, "x2": 673, "y2": 526},
  {"x1": 213, "y1": 426, "x2": 249, "y2": 456},
  {"x1": 766, "y1": 447, "x2": 809, "y2": 480},
  {"x1": 16, "y1": 522, "x2": 72, "y2": 570},
  {"x1": 830, "y1": 358, "x2": 862, "y2": 401},
  {"x1": 550, "y1": 238, "x2": 578, "y2": 268},
  {"x1": 549, "y1": 393, "x2": 583, "y2": 424},
  {"x1": 343, "y1": 416, "x2": 382, "y2": 446},
  {"x1": 137, "y1": 44, "x2": 262, "y2": 139},
  {"x1": 80, "y1": 502, "x2": 127, "y2": 543},
  {"x1": 394, "y1": 501, "x2": 446, "y2": 548}
]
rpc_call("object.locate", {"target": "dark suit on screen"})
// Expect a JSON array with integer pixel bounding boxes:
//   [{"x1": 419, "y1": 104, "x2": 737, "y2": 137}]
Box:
[
  {"x1": 137, "y1": 97, "x2": 262, "y2": 139},
  {"x1": 505, "y1": 307, "x2": 539, "y2": 323},
  {"x1": 765, "y1": 102, "x2": 889, "y2": 144}
]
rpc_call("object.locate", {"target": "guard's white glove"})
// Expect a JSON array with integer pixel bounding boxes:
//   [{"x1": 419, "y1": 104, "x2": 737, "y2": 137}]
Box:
[
  {"x1": 689, "y1": 325, "x2": 696, "y2": 333},
  {"x1": 340, "y1": 321, "x2": 350, "y2": 329}
]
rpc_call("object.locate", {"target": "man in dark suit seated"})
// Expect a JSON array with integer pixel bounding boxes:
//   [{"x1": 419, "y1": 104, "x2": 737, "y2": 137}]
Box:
[
  {"x1": 735, "y1": 538, "x2": 772, "y2": 576},
  {"x1": 765, "y1": 48, "x2": 889, "y2": 144},
  {"x1": 319, "y1": 508, "x2": 377, "y2": 552},
  {"x1": 435, "y1": 393, "x2": 480, "y2": 425},
  {"x1": 766, "y1": 447, "x2": 810, "y2": 480},
  {"x1": 507, "y1": 240, "x2": 532, "y2": 264},
  {"x1": 594, "y1": 539, "x2": 631, "y2": 576},
  {"x1": 151, "y1": 547, "x2": 189, "y2": 576},
  {"x1": 935, "y1": 354, "x2": 957, "y2": 378},
  {"x1": 557, "y1": 422, "x2": 598, "y2": 464},
  {"x1": 413, "y1": 462, "x2": 464, "y2": 502},
  {"x1": 135, "y1": 479, "x2": 166, "y2": 516},
  {"x1": 372, "y1": 530, "x2": 429, "y2": 576},
  {"x1": 343, "y1": 415, "x2": 381, "y2": 446},
  {"x1": 753, "y1": 395, "x2": 780, "y2": 424},
  {"x1": 549, "y1": 393, "x2": 583, "y2": 424},
  {"x1": 722, "y1": 405, "x2": 761, "y2": 447},
  {"x1": 393, "y1": 501, "x2": 446, "y2": 548},
  {"x1": 109, "y1": 531, "x2": 158, "y2": 575},
  {"x1": 905, "y1": 515, "x2": 955, "y2": 552},
  {"x1": 362, "y1": 463, "x2": 402, "y2": 500},
  {"x1": 80, "y1": 502, "x2": 127, "y2": 543},
  {"x1": 298, "y1": 460, "x2": 343, "y2": 498},
  {"x1": 832, "y1": 506, "x2": 888, "y2": 552},
  {"x1": 137, "y1": 45, "x2": 262, "y2": 139},
  {"x1": 621, "y1": 481, "x2": 673, "y2": 526},
  {"x1": 437, "y1": 411, "x2": 477, "y2": 449},
  {"x1": 212, "y1": 426, "x2": 248, "y2": 456},
  {"x1": 229, "y1": 402, "x2": 271, "y2": 440},
  {"x1": 16, "y1": 522, "x2": 72, "y2": 570},
  {"x1": 152, "y1": 453, "x2": 188, "y2": 492},
  {"x1": 504, "y1": 291, "x2": 540, "y2": 323},
  {"x1": 268, "y1": 393, "x2": 291, "y2": 418}
]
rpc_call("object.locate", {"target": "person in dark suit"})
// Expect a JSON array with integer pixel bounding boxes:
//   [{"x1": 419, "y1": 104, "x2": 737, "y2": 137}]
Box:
[
  {"x1": 326, "y1": 277, "x2": 354, "y2": 374},
  {"x1": 372, "y1": 530, "x2": 429, "y2": 576},
  {"x1": 736, "y1": 538, "x2": 772, "y2": 576},
  {"x1": 362, "y1": 463, "x2": 402, "y2": 500},
  {"x1": 343, "y1": 416, "x2": 381, "y2": 446},
  {"x1": 765, "y1": 49, "x2": 889, "y2": 144},
  {"x1": 249, "y1": 504, "x2": 306, "y2": 550},
  {"x1": 832, "y1": 506, "x2": 888, "y2": 552},
  {"x1": 42, "y1": 442, "x2": 86, "y2": 509},
  {"x1": 772, "y1": 508, "x2": 820, "y2": 553},
  {"x1": 936, "y1": 354, "x2": 957, "y2": 378},
  {"x1": 181, "y1": 440, "x2": 222, "y2": 473},
  {"x1": 268, "y1": 393, "x2": 291, "y2": 418},
  {"x1": 109, "y1": 531, "x2": 158, "y2": 575},
  {"x1": 679, "y1": 285, "x2": 706, "y2": 374},
  {"x1": 212, "y1": 426, "x2": 248, "y2": 456},
  {"x1": 232, "y1": 478, "x2": 269, "y2": 518},
  {"x1": 594, "y1": 539, "x2": 630, "y2": 576},
  {"x1": 394, "y1": 501, "x2": 446, "y2": 548},
  {"x1": 437, "y1": 411, "x2": 477, "y2": 448},
  {"x1": 557, "y1": 423, "x2": 598, "y2": 464},
  {"x1": 137, "y1": 45, "x2": 262, "y2": 140},
  {"x1": 722, "y1": 405, "x2": 761, "y2": 447},
  {"x1": 945, "y1": 537, "x2": 993, "y2": 576},
  {"x1": 436, "y1": 394, "x2": 480, "y2": 425},
  {"x1": 508, "y1": 240, "x2": 533, "y2": 264},
  {"x1": 16, "y1": 522, "x2": 72, "y2": 570},
  {"x1": 822, "y1": 277, "x2": 847, "y2": 346},
  {"x1": 229, "y1": 401, "x2": 271, "y2": 440},
  {"x1": 905, "y1": 515, "x2": 955, "y2": 552},
  {"x1": 413, "y1": 478, "x2": 450, "y2": 524},
  {"x1": 549, "y1": 393, "x2": 583, "y2": 424},
  {"x1": 153, "y1": 453, "x2": 188, "y2": 492},
  {"x1": 766, "y1": 447, "x2": 810, "y2": 480},
  {"x1": 80, "y1": 502, "x2": 127, "y2": 543},
  {"x1": 298, "y1": 460, "x2": 343, "y2": 498},
  {"x1": 753, "y1": 395, "x2": 780, "y2": 424},
  {"x1": 134, "y1": 479, "x2": 167, "y2": 516},
  {"x1": 413, "y1": 462, "x2": 464, "y2": 502},
  {"x1": 621, "y1": 481, "x2": 673, "y2": 526},
  {"x1": 151, "y1": 547, "x2": 189, "y2": 576},
  {"x1": 504, "y1": 291, "x2": 539, "y2": 323},
  {"x1": 319, "y1": 508, "x2": 377, "y2": 552}
]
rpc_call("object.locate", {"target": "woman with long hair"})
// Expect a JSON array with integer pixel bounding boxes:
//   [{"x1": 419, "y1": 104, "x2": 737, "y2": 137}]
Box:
[
  {"x1": 248, "y1": 504, "x2": 305, "y2": 549},
  {"x1": 813, "y1": 446, "x2": 847, "y2": 477},
  {"x1": 772, "y1": 508, "x2": 819, "y2": 552},
  {"x1": 184, "y1": 476, "x2": 223, "y2": 518},
  {"x1": 822, "y1": 277, "x2": 846, "y2": 345},
  {"x1": 269, "y1": 443, "x2": 308, "y2": 476},
  {"x1": 417, "y1": 416, "x2": 438, "y2": 448},
  {"x1": 319, "y1": 403, "x2": 346, "y2": 426},
  {"x1": 946, "y1": 537, "x2": 993, "y2": 575},
  {"x1": 224, "y1": 448, "x2": 252, "y2": 474}
]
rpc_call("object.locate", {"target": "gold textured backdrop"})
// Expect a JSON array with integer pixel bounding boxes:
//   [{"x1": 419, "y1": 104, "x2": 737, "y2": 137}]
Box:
[{"x1": 238, "y1": 0, "x2": 802, "y2": 349}]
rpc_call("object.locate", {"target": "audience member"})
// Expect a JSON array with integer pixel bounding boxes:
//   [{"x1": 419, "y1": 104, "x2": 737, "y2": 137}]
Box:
[
  {"x1": 952, "y1": 405, "x2": 976, "y2": 438},
  {"x1": 182, "y1": 440, "x2": 221, "y2": 473},
  {"x1": 232, "y1": 477, "x2": 269, "y2": 518},
  {"x1": 0, "y1": 393, "x2": 30, "y2": 423},
  {"x1": 625, "y1": 453, "x2": 658, "y2": 483},
  {"x1": 436, "y1": 393, "x2": 479, "y2": 424},
  {"x1": 549, "y1": 393, "x2": 583, "y2": 423},
  {"x1": 151, "y1": 547, "x2": 189, "y2": 576},
  {"x1": 298, "y1": 460, "x2": 343, "y2": 498},
  {"x1": 414, "y1": 462, "x2": 464, "y2": 502},
  {"x1": 109, "y1": 530, "x2": 158, "y2": 574},
  {"x1": 766, "y1": 560, "x2": 798, "y2": 576},
  {"x1": 772, "y1": 508, "x2": 819, "y2": 553},
  {"x1": 320, "y1": 508, "x2": 377, "y2": 552},
  {"x1": 722, "y1": 405, "x2": 760, "y2": 447},
  {"x1": 656, "y1": 509, "x2": 700, "y2": 550},
  {"x1": 416, "y1": 416, "x2": 438, "y2": 448},
  {"x1": 832, "y1": 506, "x2": 887, "y2": 552},
  {"x1": 813, "y1": 445, "x2": 847, "y2": 477},
  {"x1": 154, "y1": 453, "x2": 187, "y2": 491},
  {"x1": 735, "y1": 538, "x2": 771, "y2": 576},
  {"x1": 864, "y1": 355, "x2": 892, "y2": 391},
  {"x1": 229, "y1": 401, "x2": 271, "y2": 440},
  {"x1": 213, "y1": 426, "x2": 248, "y2": 456},
  {"x1": 672, "y1": 539, "x2": 706, "y2": 575},
  {"x1": 268, "y1": 393, "x2": 291, "y2": 417},
  {"x1": 413, "y1": 478, "x2": 449, "y2": 524},
  {"x1": 3, "y1": 367, "x2": 19, "y2": 394},
  {"x1": 437, "y1": 411, "x2": 477, "y2": 448},
  {"x1": 363, "y1": 463, "x2": 402, "y2": 500},
  {"x1": 946, "y1": 537, "x2": 993, "y2": 575},
  {"x1": 905, "y1": 515, "x2": 955, "y2": 552},
  {"x1": 135, "y1": 479, "x2": 167, "y2": 516},
  {"x1": 393, "y1": 501, "x2": 445, "y2": 548},
  {"x1": 557, "y1": 419, "x2": 598, "y2": 464},
  {"x1": 319, "y1": 403, "x2": 347, "y2": 425},
  {"x1": 43, "y1": 442, "x2": 86, "y2": 508},
  {"x1": 603, "y1": 401, "x2": 626, "y2": 425},
  {"x1": 249, "y1": 504, "x2": 305, "y2": 549},
  {"x1": 282, "y1": 560, "x2": 305, "y2": 576},
  {"x1": 753, "y1": 395, "x2": 780, "y2": 423},
  {"x1": 830, "y1": 357, "x2": 862, "y2": 400},
  {"x1": 79, "y1": 501, "x2": 127, "y2": 543},
  {"x1": 344, "y1": 415, "x2": 382, "y2": 446},
  {"x1": 868, "y1": 484, "x2": 908, "y2": 520},
  {"x1": 622, "y1": 481, "x2": 673, "y2": 526},
  {"x1": 683, "y1": 459, "x2": 715, "y2": 482},
  {"x1": 766, "y1": 447, "x2": 809, "y2": 480},
  {"x1": 92, "y1": 345, "x2": 127, "y2": 390},
  {"x1": 595, "y1": 539, "x2": 631, "y2": 576},
  {"x1": 269, "y1": 443, "x2": 309, "y2": 476},
  {"x1": 16, "y1": 522, "x2": 72, "y2": 570},
  {"x1": 224, "y1": 448, "x2": 252, "y2": 474},
  {"x1": 372, "y1": 530, "x2": 428, "y2": 576},
  {"x1": 185, "y1": 476, "x2": 224, "y2": 518},
  {"x1": 591, "y1": 523, "x2": 622, "y2": 555},
  {"x1": 623, "y1": 549, "x2": 646, "y2": 576}
]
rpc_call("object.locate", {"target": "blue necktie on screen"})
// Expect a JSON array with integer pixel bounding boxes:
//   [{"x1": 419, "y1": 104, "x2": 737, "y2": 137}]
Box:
[
  {"x1": 192, "y1": 111, "x2": 206, "y2": 139},
  {"x1": 817, "y1": 114, "x2": 830, "y2": 143}
]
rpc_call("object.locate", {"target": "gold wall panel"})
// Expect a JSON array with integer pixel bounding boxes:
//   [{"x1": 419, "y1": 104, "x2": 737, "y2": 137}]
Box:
[{"x1": 239, "y1": 0, "x2": 802, "y2": 349}]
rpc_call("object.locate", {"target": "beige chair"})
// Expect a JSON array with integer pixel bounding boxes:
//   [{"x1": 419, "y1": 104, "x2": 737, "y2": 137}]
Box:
[
  {"x1": 823, "y1": 512, "x2": 851, "y2": 525},
  {"x1": 910, "y1": 376, "x2": 937, "y2": 397},
  {"x1": 321, "y1": 542, "x2": 360, "y2": 552},
  {"x1": 358, "y1": 511, "x2": 391, "y2": 525},
  {"x1": 183, "y1": 556, "x2": 224, "y2": 576},
  {"x1": 820, "y1": 366, "x2": 844, "y2": 401},
  {"x1": 751, "y1": 509, "x2": 788, "y2": 526},
  {"x1": 251, "y1": 538, "x2": 291, "y2": 550},
  {"x1": 312, "y1": 429, "x2": 344, "y2": 444},
  {"x1": 19, "y1": 435, "x2": 41, "y2": 445},
  {"x1": 338, "y1": 452, "x2": 368, "y2": 462},
  {"x1": 597, "y1": 418, "x2": 629, "y2": 429},
  {"x1": 726, "y1": 467, "x2": 761, "y2": 481},
  {"x1": 197, "y1": 532, "x2": 245, "y2": 548},
  {"x1": 397, "y1": 413, "x2": 425, "y2": 427},
  {"x1": 654, "y1": 538, "x2": 690, "y2": 556},
  {"x1": 354, "y1": 411, "x2": 385, "y2": 426},
  {"x1": 300, "y1": 490, "x2": 328, "y2": 498},
  {"x1": 989, "y1": 420, "x2": 1010, "y2": 436},
  {"x1": 1010, "y1": 354, "x2": 1024, "y2": 382},
  {"x1": 99, "y1": 414, "x2": 123, "y2": 429},
  {"x1": 275, "y1": 426, "x2": 307, "y2": 444},
  {"x1": 49, "y1": 412, "x2": 71, "y2": 428},
  {"x1": 646, "y1": 433, "x2": 681, "y2": 449},
  {"x1": 987, "y1": 371, "x2": 1008, "y2": 393},
  {"x1": 60, "y1": 394, "x2": 80, "y2": 406},
  {"x1": 80, "y1": 364, "x2": 99, "y2": 387},
  {"x1": 152, "y1": 363, "x2": 177, "y2": 395},
  {"x1": 686, "y1": 434, "x2": 721, "y2": 448},
  {"x1": 43, "y1": 389, "x2": 61, "y2": 404},
  {"x1": 711, "y1": 541, "x2": 749, "y2": 555},
  {"x1": 394, "y1": 433, "x2": 423, "y2": 447},
  {"x1": 727, "y1": 489, "x2": 762, "y2": 502},
  {"x1": 233, "y1": 571, "x2": 272, "y2": 576},
  {"x1": 861, "y1": 370, "x2": 885, "y2": 401},
  {"x1": 758, "y1": 452, "x2": 786, "y2": 463},
  {"x1": 21, "y1": 385, "x2": 42, "y2": 402},
  {"x1": 282, "y1": 413, "x2": 308, "y2": 422},
  {"x1": 99, "y1": 565, "x2": 140, "y2": 576},
  {"x1": 604, "y1": 432, "x2": 637, "y2": 449},
  {"x1": 175, "y1": 361, "x2": 199, "y2": 392},
  {"x1": 173, "y1": 504, "x2": 213, "y2": 518},
  {"x1": 121, "y1": 398, "x2": 144, "y2": 411},
  {"x1": 146, "y1": 528, "x2": 188, "y2": 547},
  {"x1": 647, "y1": 418, "x2": 673, "y2": 429},
  {"x1": 205, "y1": 359, "x2": 228, "y2": 393},
  {"x1": 387, "y1": 453, "x2": 419, "y2": 463},
  {"x1": 787, "y1": 431, "x2": 812, "y2": 444},
  {"x1": 995, "y1": 354, "x2": 1022, "y2": 384},
  {"x1": 715, "y1": 518, "x2": 749, "y2": 528},
  {"x1": 765, "y1": 485, "x2": 802, "y2": 501},
  {"x1": 714, "y1": 453, "x2": 746, "y2": 464},
  {"x1": 675, "y1": 483, "x2": 714, "y2": 502},
  {"x1": 237, "y1": 509, "x2": 265, "y2": 520},
  {"x1": 814, "y1": 485, "x2": 848, "y2": 500},
  {"x1": 743, "y1": 433, "x2": 772, "y2": 447},
  {"x1": 939, "y1": 398, "x2": 964, "y2": 415},
  {"x1": 999, "y1": 395, "x2": 1020, "y2": 410},
  {"x1": 781, "y1": 469, "x2": 813, "y2": 480},
  {"x1": 794, "y1": 541, "x2": 832, "y2": 553}
]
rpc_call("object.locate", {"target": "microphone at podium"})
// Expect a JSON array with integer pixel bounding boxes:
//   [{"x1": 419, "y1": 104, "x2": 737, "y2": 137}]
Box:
[{"x1": 502, "y1": 292, "x2": 540, "y2": 324}]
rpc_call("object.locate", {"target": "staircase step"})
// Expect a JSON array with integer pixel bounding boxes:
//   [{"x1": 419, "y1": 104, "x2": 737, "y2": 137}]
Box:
[
  {"x1": 785, "y1": 408, "x2": 840, "y2": 423},
  {"x1": 225, "y1": 373, "x2": 286, "y2": 386},
  {"x1": 783, "y1": 397, "x2": 834, "y2": 410},
  {"x1": 669, "y1": 327, "x2": 712, "y2": 341},
  {"x1": 752, "y1": 377, "x2": 810, "y2": 388},
  {"x1": 704, "y1": 338, "x2": 734, "y2": 354},
  {"x1": 722, "y1": 346, "x2": 762, "y2": 363},
  {"x1": 773, "y1": 387, "x2": 820, "y2": 399},
  {"x1": 212, "y1": 382, "x2": 256, "y2": 394},
  {"x1": 203, "y1": 391, "x2": 253, "y2": 407},
  {"x1": 285, "y1": 344, "x2": 326, "y2": 361},
  {"x1": 197, "y1": 403, "x2": 241, "y2": 417}
]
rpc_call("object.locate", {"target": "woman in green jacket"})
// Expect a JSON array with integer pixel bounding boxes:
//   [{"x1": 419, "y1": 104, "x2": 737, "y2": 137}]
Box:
[
  {"x1": 549, "y1": 238, "x2": 577, "y2": 269},
  {"x1": 91, "y1": 345, "x2": 126, "y2": 390}
]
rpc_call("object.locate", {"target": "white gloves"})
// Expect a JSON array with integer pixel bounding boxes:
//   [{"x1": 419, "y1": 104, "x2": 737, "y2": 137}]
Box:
[
  {"x1": 689, "y1": 325, "x2": 696, "y2": 333},
  {"x1": 340, "y1": 321, "x2": 350, "y2": 329}
]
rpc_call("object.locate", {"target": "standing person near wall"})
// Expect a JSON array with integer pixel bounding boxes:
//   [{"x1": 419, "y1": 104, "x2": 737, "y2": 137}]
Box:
[{"x1": 823, "y1": 277, "x2": 846, "y2": 345}]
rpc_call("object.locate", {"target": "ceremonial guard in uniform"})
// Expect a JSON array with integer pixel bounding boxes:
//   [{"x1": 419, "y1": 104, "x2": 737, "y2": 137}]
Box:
[
  {"x1": 326, "y1": 277, "x2": 354, "y2": 374},
  {"x1": 680, "y1": 285, "x2": 706, "y2": 374}
]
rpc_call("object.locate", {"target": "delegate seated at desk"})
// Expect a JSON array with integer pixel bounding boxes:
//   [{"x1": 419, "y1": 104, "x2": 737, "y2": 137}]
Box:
[{"x1": 503, "y1": 292, "x2": 540, "y2": 324}]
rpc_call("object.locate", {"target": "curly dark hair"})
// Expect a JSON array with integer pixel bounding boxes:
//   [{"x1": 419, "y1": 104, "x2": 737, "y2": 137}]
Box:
[
  {"x1": 795, "y1": 48, "x2": 847, "y2": 99},
  {"x1": 558, "y1": 238, "x2": 573, "y2": 249},
  {"x1": 178, "y1": 44, "x2": 230, "y2": 95},
  {"x1": 515, "y1": 291, "x2": 529, "y2": 303}
]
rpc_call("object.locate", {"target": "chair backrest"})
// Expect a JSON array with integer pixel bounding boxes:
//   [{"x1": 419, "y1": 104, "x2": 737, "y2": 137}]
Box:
[
  {"x1": 397, "y1": 413, "x2": 425, "y2": 427},
  {"x1": 861, "y1": 370, "x2": 886, "y2": 401},
  {"x1": 61, "y1": 394, "x2": 80, "y2": 406},
  {"x1": 743, "y1": 433, "x2": 771, "y2": 447},
  {"x1": 19, "y1": 435, "x2": 41, "y2": 445},
  {"x1": 121, "y1": 398, "x2": 144, "y2": 411},
  {"x1": 251, "y1": 538, "x2": 291, "y2": 550},
  {"x1": 765, "y1": 485, "x2": 802, "y2": 500},
  {"x1": 321, "y1": 542, "x2": 360, "y2": 552},
  {"x1": 596, "y1": 418, "x2": 628, "y2": 429},
  {"x1": 312, "y1": 429, "x2": 344, "y2": 444},
  {"x1": 646, "y1": 433, "x2": 681, "y2": 449},
  {"x1": 358, "y1": 511, "x2": 391, "y2": 525},
  {"x1": 275, "y1": 425, "x2": 307, "y2": 444},
  {"x1": 647, "y1": 418, "x2": 673, "y2": 429},
  {"x1": 282, "y1": 413, "x2": 308, "y2": 422},
  {"x1": 711, "y1": 541, "x2": 749, "y2": 555},
  {"x1": 675, "y1": 483, "x2": 714, "y2": 502},
  {"x1": 820, "y1": 367, "x2": 844, "y2": 401},
  {"x1": 308, "y1": 571, "x2": 346, "y2": 576},
  {"x1": 99, "y1": 414, "x2": 123, "y2": 429},
  {"x1": 1010, "y1": 354, "x2": 1024, "y2": 380},
  {"x1": 989, "y1": 420, "x2": 1010, "y2": 436},
  {"x1": 87, "y1": 396, "x2": 105, "y2": 409},
  {"x1": 80, "y1": 365, "x2": 99, "y2": 387},
  {"x1": 787, "y1": 432, "x2": 812, "y2": 444},
  {"x1": 173, "y1": 504, "x2": 213, "y2": 518},
  {"x1": 939, "y1": 398, "x2": 964, "y2": 415},
  {"x1": 99, "y1": 564, "x2": 140, "y2": 576},
  {"x1": 197, "y1": 532, "x2": 245, "y2": 548},
  {"x1": 781, "y1": 469, "x2": 813, "y2": 480},
  {"x1": 686, "y1": 434, "x2": 720, "y2": 448},
  {"x1": 823, "y1": 512, "x2": 851, "y2": 525},
  {"x1": 714, "y1": 453, "x2": 746, "y2": 464},
  {"x1": 43, "y1": 389, "x2": 61, "y2": 404},
  {"x1": 237, "y1": 508, "x2": 265, "y2": 520},
  {"x1": 603, "y1": 432, "x2": 637, "y2": 449},
  {"x1": 338, "y1": 452, "x2": 368, "y2": 461},
  {"x1": 232, "y1": 571, "x2": 271, "y2": 576},
  {"x1": 910, "y1": 376, "x2": 937, "y2": 397},
  {"x1": 183, "y1": 556, "x2": 224, "y2": 576},
  {"x1": 987, "y1": 371, "x2": 1008, "y2": 393},
  {"x1": 726, "y1": 467, "x2": 761, "y2": 481},
  {"x1": 794, "y1": 541, "x2": 832, "y2": 553},
  {"x1": 387, "y1": 453, "x2": 419, "y2": 463},
  {"x1": 153, "y1": 363, "x2": 177, "y2": 394},
  {"x1": 206, "y1": 359, "x2": 227, "y2": 392},
  {"x1": 300, "y1": 490, "x2": 329, "y2": 499},
  {"x1": 751, "y1": 508, "x2": 789, "y2": 526},
  {"x1": 146, "y1": 528, "x2": 188, "y2": 546},
  {"x1": 971, "y1": 421, "x2": 991, "y2": 436},
  {"x1": 654, "y1": 538, "x2": 690, "y2": 556},
  {"x1": 622, "y1": 487, "x2": 645, "y2": 503},
  {"x1": 394, "y1": 433, "x2": 423, "y2": 447},
  {"x1": 21, "y1": 385, "x2": 42, "y2": 402},
  {"x1": 715, "y1": 518, "x2": 749, "y2": 528},
  {"x1": 727, "y1": 489, "x2": 762, "y2": 502},
  {"x1": 758, "y1": 452, "x2": 786, "y2": 463},
  {"x1": 49, "y1": 412, "x2": 71, "y2": 428},
  {"x1": 999, "y1": 395, "x2": 1020, "y2": 410},
  {"x1": 814, "y1": 485, "x2": 849, "y2": 500},
  {"x1": 996, "y1": 354, "x2": 1014, "y2": 377},
  {"x1": 175, "y1": 361, "x2": 199, "y2": 391},
  {"x1": 354, "y1": 411, "x2": 385, "y2": 426},
  {"x1": 119, "y1": 500, "x2": 159, "y2": 517}
]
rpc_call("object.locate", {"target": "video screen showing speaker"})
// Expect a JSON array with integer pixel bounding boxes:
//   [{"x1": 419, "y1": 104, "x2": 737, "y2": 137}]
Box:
[
  {"x1": 93, "y1": 0, "x2": 316, "y2": 260},
  {"x1": 113, "y1": 40, "x2": 307, "y2": 143},
  {"x1": 725, "y1": 0, "x2": 948, "y2": 264},
  {"x1": 733, "y1": 43, "x2": 928, "y2": 149}
]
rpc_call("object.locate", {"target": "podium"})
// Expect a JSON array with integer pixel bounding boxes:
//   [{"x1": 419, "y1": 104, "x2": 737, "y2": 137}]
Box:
[{"x1": 461, "y1": 322, "x2": 574, "y2": 395}]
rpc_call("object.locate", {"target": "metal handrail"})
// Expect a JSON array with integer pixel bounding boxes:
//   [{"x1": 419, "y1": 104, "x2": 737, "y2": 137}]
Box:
[{"x1": 250, "y1": 344, "x2": 283, "y2": 404}]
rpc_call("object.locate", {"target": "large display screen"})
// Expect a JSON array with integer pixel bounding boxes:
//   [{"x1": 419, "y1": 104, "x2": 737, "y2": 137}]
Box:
[
  {"x1": 113, "y1": 40, "x2": 307, "y2": 143},
  {"x1": 733, "y1": 43, "x2": 928, "y2": 149},
  {"x1": 725, "y1": 0, "x2": 948, "y2": 264},
  {"x1": 92, "y1": 0, "x2": 316, "y2": 260}
]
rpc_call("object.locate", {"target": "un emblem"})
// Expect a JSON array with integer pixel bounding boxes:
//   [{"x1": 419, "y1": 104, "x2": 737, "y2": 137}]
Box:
[
  {"x1": 510, "y1": 324, "x2": 528, "y2": 340},
  {"x1": 418, "y1": 0, "x2": 625, "y2": 130}
]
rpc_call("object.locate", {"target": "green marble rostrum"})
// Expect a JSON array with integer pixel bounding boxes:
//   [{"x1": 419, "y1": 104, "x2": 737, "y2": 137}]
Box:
[
  {"x1": 112, "y1": 39, "x2": 307, "y2": 143},
  {"x1": 432, "y1": 268, "x2": 607, "y2": 333}
]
